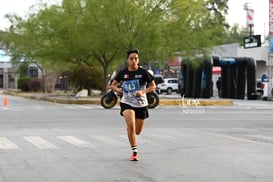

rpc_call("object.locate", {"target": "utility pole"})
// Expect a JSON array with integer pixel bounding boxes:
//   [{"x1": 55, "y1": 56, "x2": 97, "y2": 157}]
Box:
[{"x1": 269, "y1": 0, "x2": 273, "y2": 99}]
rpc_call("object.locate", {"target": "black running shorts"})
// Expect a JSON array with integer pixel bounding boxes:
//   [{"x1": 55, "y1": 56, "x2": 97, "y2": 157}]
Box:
[{"x1": 120, "y1": 103, "x2": 149, "y2": 119}]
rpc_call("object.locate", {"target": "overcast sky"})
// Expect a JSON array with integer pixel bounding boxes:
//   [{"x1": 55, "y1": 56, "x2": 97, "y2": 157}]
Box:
[
  {"x1": 0, "y1": 0, "x2": 270, "y2": 40},
  {"x1": 227, "y1": 0, "x2": 269, "y2": 40}
]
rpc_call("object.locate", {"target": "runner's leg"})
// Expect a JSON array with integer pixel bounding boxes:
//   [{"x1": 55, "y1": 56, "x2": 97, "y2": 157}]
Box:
[
  {"x1": 135, "y1": 118, "x2": 145, "y2": 135},
  {"x1": 122, "y1": 109, "x2": 137, "y2": 147}
]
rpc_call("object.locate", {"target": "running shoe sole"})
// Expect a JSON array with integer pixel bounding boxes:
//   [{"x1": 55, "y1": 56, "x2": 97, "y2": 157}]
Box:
[{"x1": 130, "y1": 154, "x2": 139, "y2": 161}]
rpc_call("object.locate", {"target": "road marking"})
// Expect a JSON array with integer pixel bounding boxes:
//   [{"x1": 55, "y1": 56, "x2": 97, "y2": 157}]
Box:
[
  {"x1": 0, "y1": 137, "x2": 19, "y2": 149},
  {"x1": 57, "y1": 136, "x2": 96, "y2": 149},
  {"x1": 0, "y1": 107, "x2": 10, "y2": 111},
  {"x1": 23, "y1": 136, "x2": 58, "y2": 149},
  {"x1": 90, "y1": 135, "x2": 126, "y2": 147},
  {"x1": 246, "y1": 134, "x2": 273, "y2": 142}
]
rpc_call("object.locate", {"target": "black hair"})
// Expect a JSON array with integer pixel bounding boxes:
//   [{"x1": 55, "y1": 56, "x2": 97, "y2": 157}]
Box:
[{"x1": 126, "y1": 48, "x2": 139, "y2": 59}]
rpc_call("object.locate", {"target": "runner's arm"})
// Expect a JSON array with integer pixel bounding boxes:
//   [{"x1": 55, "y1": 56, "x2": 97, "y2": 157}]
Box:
[{"x1": 110, "y1": 80, "x2": 123, "y2": 95}]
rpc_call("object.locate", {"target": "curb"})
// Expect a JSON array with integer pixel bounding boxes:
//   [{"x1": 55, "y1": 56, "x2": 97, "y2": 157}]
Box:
[
  {"x1": 2, "y1": 91, "x2": 233, "y2": 106},
  {"x1": 159, "y1": 99, "x2": 233, "y2": 106}
]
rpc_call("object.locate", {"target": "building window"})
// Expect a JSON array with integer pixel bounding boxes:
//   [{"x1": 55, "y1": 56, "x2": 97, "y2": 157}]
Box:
[{"x1": 29, "y1": 67, "x2": 38, "y2": 77}]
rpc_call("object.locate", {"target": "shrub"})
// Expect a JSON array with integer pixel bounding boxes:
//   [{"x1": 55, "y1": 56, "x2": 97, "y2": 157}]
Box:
[
  {"x1": 69, "y1": 64, "x2": 104, "y2": 93},
  {"x1": 28, "y1": 79, "x2": 42, "y2": 92},
  {"x1": 17, "y1": 77, "x2": 31, "y2": 91}
]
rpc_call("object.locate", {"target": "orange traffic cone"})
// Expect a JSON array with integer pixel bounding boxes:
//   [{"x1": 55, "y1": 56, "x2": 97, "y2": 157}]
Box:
[{"x1": 4, "y1": 96, "x2": 8, "y2": 106}]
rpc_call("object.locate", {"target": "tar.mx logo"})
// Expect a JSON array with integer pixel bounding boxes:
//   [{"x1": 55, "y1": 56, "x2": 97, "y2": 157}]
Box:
[{"x1": 181, "y1": 94, "x2": 205, "y2": 114}]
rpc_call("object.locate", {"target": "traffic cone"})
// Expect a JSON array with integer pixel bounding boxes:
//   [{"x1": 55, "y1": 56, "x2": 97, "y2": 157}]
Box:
[{"x1": 4, "y1": 96, "x2": 8, "y2": 106}]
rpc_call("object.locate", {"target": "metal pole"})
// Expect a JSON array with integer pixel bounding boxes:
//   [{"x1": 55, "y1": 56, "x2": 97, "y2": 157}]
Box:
[
  {"x1": 269, "y1": 0, "x2": 273, "y2": 99},
  {"x1": 249, "y1": 26, "x2": 252, "y2": 36},
  {"x1": 268, "y1": 53, "x2": 273, "y2": 100}
]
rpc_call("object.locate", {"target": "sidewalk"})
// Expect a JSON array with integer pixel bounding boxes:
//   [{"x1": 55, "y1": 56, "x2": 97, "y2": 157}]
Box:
[{"x1": 2, "y1": 90, "x2": 234, "y2": 106}]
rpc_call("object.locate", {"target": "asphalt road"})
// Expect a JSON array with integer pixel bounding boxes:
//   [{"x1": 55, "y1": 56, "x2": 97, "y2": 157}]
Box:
[{"x1": 0, "y1": 94, "x2": 273, "y2": 182}]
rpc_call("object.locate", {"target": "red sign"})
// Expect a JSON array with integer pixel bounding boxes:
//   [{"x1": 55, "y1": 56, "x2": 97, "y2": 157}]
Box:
[
  {"x1": 212, "y1": 66, "x2": 221, "y2": 74},
  {"x1": 247, "y1": 9, "x2": 254, "y2": 27},
  {"x1": 269, "y1": 0, "x2": 273, "y2": 35}
]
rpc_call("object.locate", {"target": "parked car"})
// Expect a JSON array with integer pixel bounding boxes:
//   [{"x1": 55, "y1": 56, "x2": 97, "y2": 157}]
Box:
[{"x1": 157, "y1": 78, "x2": 178, "y2": 94}]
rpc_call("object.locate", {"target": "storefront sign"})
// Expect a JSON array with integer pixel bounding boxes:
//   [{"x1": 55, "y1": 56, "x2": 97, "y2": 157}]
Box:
[{"x1": 243, "y1": 35, "x2": 261, "y2": 48}]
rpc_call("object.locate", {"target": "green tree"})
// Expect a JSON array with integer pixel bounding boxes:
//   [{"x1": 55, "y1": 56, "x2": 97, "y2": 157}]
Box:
[
  {"x1": 81, "y1": 0, "x2": 170, "y2": 84},
  {"x1": 2, "y1": 0, "x2": 229, "y2": 92},
  {"x1": 68, "y1": 63, "x2": 104, "y2": 92},
  {"x1": 166, "y1": 0, "x2": 228, "y2": 56},
  {"x1": 221, "y1": 24, "x2": 249, "y2": 46},
  {"x1": 2, "y1": 6, "x2": 66, "y2": 92}
]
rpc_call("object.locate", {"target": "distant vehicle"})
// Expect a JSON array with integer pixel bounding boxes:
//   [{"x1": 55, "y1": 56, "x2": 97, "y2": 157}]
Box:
[
  {"x1": 260, "y1": 74, "x2": 269, "y2": 100},
  {"x1": 157, "y1": 78, "x2": 178, "y2": 94},
  {"x1": 153, "y1": 74, "x2": 164, "y2": 94},
  {"x1": 153, "y1": 74, "x2": 164, "y2": 85},
  {"x1": 256, "y1": 74, "x2": 273, "y2": 100}
]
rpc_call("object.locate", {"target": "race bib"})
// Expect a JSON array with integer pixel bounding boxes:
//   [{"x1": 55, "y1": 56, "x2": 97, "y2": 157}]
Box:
[{"x1": 122, "y1": 80, "x2": 140, "y2": 93}]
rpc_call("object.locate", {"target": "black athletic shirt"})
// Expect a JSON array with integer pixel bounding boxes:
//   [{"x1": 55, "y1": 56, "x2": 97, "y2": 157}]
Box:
[{"x1": 114, "y1": 67, "x2": 154, "y2": 107}]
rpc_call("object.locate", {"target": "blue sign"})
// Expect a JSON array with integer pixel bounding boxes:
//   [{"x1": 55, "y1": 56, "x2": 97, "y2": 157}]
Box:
[
  {"x1": 269, "y1": 37, "x2": 273, "y2": 54},
  {"x1": 219, "y1": 57, "x2": 236, "y2": 65},
  {"x1": 155, "y1": 69, "x2": 160, "y2": 74}
]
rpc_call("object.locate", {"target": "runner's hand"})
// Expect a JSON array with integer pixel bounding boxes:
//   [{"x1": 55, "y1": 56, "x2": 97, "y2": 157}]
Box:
[
  {"x1": 116, "y1": 88, "x2": 123, "y2": 95},
  {"x1": 135, "y1": 90, "x2": 145, "y2": 97}
]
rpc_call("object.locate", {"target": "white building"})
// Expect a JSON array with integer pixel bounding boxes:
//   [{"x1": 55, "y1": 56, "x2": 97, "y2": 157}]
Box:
[
  {"x1": 0, "y1": 49, "x2": 16, "y2": 89},
  {"x1": 0, "y1": 49, "x2": 41, "y2": 89}
]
